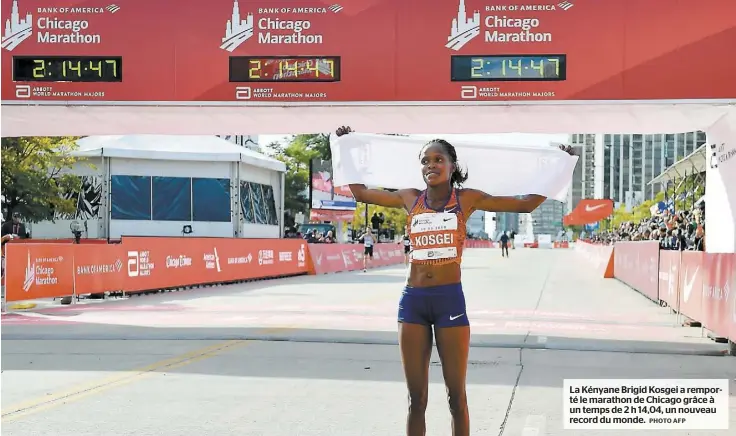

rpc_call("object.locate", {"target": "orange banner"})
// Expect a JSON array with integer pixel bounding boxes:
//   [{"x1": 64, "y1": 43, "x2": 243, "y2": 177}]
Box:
[
  {"x1": 4, "y1": 243, "x2": 75, "y2": 301},
  {"x1": 73, "y1": 244, "x2": 126, "y2": 295},
  {"x1": 121, "y1": 237, "x2": 309, "y2": 292},
  {"x1": 3, "y1": 238, "x2": 310, "y2": 302}
]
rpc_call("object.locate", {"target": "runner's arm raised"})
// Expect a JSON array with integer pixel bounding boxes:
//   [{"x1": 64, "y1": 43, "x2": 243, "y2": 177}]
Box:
[
  {"x1": 335, "y1": 125, "x2": 418, "y2": 209},
  {"x1": 462, "y1": 189, "x2": 546, "y2": 213},
  {"x1": 349, "y1": 185, "x2": 418, "y2": 209}
]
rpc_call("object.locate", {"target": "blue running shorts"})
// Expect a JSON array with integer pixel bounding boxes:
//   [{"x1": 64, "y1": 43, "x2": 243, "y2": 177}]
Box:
[{"x1": 398, "y1": 283, "x2": 469, "y2": 328}]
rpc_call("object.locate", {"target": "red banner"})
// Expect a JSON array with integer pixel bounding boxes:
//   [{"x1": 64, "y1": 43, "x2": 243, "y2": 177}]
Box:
[
  {"x1": 658, "y1": 250, "x2": 681, "y2": 310},
  {"x1": 700, "y1": 254, "x2": 734, "y2": 339},
  {"x1": 3, "y1": 237, "x2": 309, "y2": 301},
  {"x1": 2, "y1": 0, "x2": 734, "y2": 103},
  {"x1": 4, "y1": 243, "x2": 75, "y2": 301},
  {"x1": 678, "y1": 251, "x2": 705, "y2": 324},
  {"x1": 121, "y1": 237, "x2": 309, "y2": 292},
  {"x1": 563, "y1": 199, "x2": 614, "y2": 226},
  {"x1": 613, "y1": 241, "x2": 659, "y2": 302},
  {"x1": 307, "y1": 243, "x2": 405, "y2": 274},
  {"x1": 464, "y1": 240, "x2": 494, "y2": 249}
]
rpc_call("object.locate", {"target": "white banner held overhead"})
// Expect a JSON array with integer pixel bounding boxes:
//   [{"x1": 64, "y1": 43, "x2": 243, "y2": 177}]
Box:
[
  {"x1": 705, "y1": 111, "x2": 736, "y2": 253},
  {"x1": 330, "y1": 133, "x2": 578, "y2": 202}
]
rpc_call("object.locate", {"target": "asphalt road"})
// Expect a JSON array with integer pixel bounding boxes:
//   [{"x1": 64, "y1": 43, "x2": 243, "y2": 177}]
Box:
[{"x1": 2, "y1": 248, "x2": 734, "y2": 435}]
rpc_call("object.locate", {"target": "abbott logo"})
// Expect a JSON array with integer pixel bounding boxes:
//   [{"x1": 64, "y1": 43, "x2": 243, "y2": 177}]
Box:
[
  {"x1": 460, "y1": 85, "x2": 477, "y2": 99},
  {"x1": 1, "y1": 0, "x2": 32, "y2": 52},
  {"x1": 446, "y1": 0, "x2": 480, "y2": 51},
  {"x1": 15, "y1": 85, "x2": 30, "y2": 98},
  {"x1": 127, "y1": 251, "x2": 140, "y2": 277},
  {"x1": 235, "y1": 86, "x2": 251, "y2": 100},
  {"x1": 221, "y1": 0, "x2": 254, "y2": 52}
]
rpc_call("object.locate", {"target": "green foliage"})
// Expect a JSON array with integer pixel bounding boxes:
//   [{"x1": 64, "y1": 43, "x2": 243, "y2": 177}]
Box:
[
  {"x1": 611, "y1": 174, "x2": 704, "y2": 227},
  {"x1": 1, "y1": 136, "x2": 82, "y2": 223},
  {"x1": 351, "y1": 201, "x2": 408, "y2": 234}
]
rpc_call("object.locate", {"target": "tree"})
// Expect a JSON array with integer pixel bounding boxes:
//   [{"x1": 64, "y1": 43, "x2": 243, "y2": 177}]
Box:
[
  {"x1": 1, "y1": 136, "x2": 82, "y2": 222},
  {"x1": 351, "y1": 201, "x2": 408, "y2": 234},
  {"x1": 266, "y1": 140, "x2": 314, "y2": 224}
]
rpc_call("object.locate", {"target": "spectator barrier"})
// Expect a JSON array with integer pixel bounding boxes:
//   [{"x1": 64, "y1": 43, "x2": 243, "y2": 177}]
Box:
[
  {"x1": 3, "y1": 237, "x2": 311, "y2": 303},
  {"x1": 307, "y1": 239, "x2": 497, "y2": 275},
  {"x1": 612, "y1": 242, "x2": 735, "y2": 344},
  {"x1": 574, "y1": 240, "x2": 615, "y2": 278},
  {"x1": 2, "y1": 237, "x2": 499, "y2": 303}
]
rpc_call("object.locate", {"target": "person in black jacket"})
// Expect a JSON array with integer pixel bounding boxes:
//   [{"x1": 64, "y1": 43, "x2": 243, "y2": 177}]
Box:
[{"x1": 1, "y1": 212, "x2": 29, "y2": 241}]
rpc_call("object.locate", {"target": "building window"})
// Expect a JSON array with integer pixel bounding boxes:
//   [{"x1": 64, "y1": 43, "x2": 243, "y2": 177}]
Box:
[{"x1": 111, "y1": 175, "x2": 152, "y2": 220}]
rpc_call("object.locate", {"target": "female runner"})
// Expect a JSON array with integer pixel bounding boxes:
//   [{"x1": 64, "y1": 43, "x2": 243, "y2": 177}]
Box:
[
  {"x1": 336, "y1": 126, "x2": 574, "y2": 436},
  {"x1": 402, "y1": 225, "x2": 412, "y2": 265}
]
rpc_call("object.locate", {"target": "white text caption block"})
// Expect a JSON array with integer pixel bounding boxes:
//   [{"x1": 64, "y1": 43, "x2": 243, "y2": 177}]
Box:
[{"x1": 563, "y1": 379, "x2": 729, "y2": 430}]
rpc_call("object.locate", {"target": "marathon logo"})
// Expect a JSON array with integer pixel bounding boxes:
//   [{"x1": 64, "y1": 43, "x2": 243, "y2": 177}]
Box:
[{"x1": 410, "y1": 212, "x2": 458, "y2": 234}]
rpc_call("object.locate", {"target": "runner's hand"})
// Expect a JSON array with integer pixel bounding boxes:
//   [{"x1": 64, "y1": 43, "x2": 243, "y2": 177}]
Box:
[
  {"x1": 559, "y1": 145, "x2": 575, "y2": 156},
  {"x1": 336, "y1": 126, "x2": 353, "y2": 137}
]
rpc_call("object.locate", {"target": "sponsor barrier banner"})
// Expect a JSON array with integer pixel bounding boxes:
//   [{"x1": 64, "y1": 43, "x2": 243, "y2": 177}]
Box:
[
  {"x1": 74, "y1": 244, "x2": 125, "y2": 295},
  {"x1": 678, "y1": 251, "x2": 705, "y2": 324},
  {"x1": 122, "y1": 237, "x2": 309, "y2": 292},
  {"x1": 465, "y1": 240, "x2": 494, "y2": 249},
  {"x1": 4, "y1": 243, "x2": 75, "y2": 301},
  {"x1": 574, "y1": 241, "x2": 614, "y2": 278},
  {"x1": 3, "y1": 237, "x2": 309, "y2": 302},
  {"x1": 613, "y1": 241, "x2": 659, "y2": 302},
  {"x1": 658, "y1": 250, "x2": 681, "y2": 310},
  {"x1": 701, "y1": 254, "x2": 734, "y2": 338},
  {"x1": 307, "y1": 243, "x2": 405, "y2": 275},
  {"x1": 611, "y1": 243, "x2": 735, "y2": 342}
]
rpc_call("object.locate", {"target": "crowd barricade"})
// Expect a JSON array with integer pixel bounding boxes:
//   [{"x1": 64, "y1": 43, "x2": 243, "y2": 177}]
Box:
[
  {"x1": 307, "y1": 243, "x2": 405, "y2": 275},
  {"x1": 573, "y1": 240, "x2": 615, "y2": 278},
  {"x1": 464, "y1": 240, "x2": 495, "y2": 248},
  {"x1": 552, "y1": 241, "x2": 570, "y2": 248},
  {"x1": 613, "y1": 241, "x2": 735, "y2": 343},
  {"x1": 3, "y1": 237, "x2": 310, "y2": 303},
  {"x1": 613, "y1": 241, "x2": 660, "y2": 302}
]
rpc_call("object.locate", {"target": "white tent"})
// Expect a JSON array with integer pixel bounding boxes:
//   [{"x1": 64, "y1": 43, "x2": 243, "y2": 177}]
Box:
[{"x1": 73, "y1": 135, "x2": 286, "y2": 172}]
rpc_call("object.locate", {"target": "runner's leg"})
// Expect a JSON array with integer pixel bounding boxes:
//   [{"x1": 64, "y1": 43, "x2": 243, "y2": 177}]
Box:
[
  {"x1": 435, "y1": 325, "x2": 471, "y2": 436},
  {"x1": 399, "y1": 322, "x2": 433, "y2": 436}
]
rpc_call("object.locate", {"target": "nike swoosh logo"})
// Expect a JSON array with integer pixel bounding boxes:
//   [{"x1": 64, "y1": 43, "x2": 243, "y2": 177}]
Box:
[
  {"x1": 683, "y1": 266, "x2": 699, "y2": 303},
  {"x1": 585, "y1": 204, "x2": 606, "y2": 212},
  {"x1": 443, "y1": 218, "x2": 453, "y2": 222},
  {"x1": 449, "y1": 314, "x2": 465, "y2": 320}
]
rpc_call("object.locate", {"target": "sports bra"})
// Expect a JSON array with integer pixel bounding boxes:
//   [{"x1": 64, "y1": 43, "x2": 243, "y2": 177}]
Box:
[{"x1": 406, "y1": 188, "x2": 466, "y2": 265}]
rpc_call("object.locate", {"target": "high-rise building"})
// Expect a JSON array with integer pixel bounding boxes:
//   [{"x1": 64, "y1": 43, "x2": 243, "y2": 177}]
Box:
[
  {"x1": 531, "y1": 199, "x2": 565, "y2": 235},
  {"x1": 494, "y1": 212, "x2": 519, "y2": 237},
  {"x1": 566, "y1": 131, "x2": 706, "y2": 212},
  {"x1": 465, "y1": 210, "x2": 486, "y2": 237}
]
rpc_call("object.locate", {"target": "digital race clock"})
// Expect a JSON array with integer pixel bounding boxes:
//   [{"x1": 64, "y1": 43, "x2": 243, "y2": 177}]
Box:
[
  {"x1": 229, "y1": 56, "x2": 340, "y2": 82},
  {"x1": 13, "y1": 56, "x2": 123, "y2": 82},
  {"x1": 451, "y1": 55, "x2": 567, "y2": 82}
]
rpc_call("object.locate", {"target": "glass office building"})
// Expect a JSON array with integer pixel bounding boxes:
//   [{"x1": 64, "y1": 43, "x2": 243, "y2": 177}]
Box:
[{"x1": 566, "y1": 131, "x2": 706, "y2": 212}]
